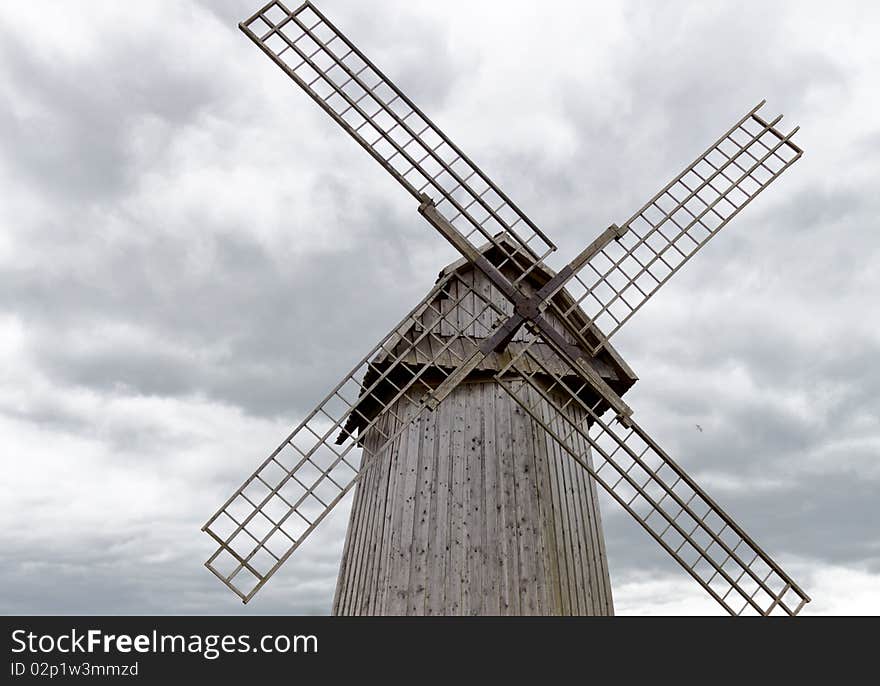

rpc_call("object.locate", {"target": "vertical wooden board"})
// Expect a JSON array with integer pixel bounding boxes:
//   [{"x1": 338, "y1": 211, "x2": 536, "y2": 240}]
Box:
[
  {"x1": 541, "y1": 303, "x2": 578, "y2": 346},
  {"x1": 572, "y1": 425, "x2": 604, "y2": 615},
  {"x1": 549, "y1": 403, "x2": 584, "y2": 615},
  {"x1": 426, "y1": 389, "x2": 452, "y2": 615},
  {"x1": 462, "y1": 266, "x2": 476, "y2": 339},
  {"x1": 387, "y1": 406, "x2": 422, "y2": 613},
  {"x1": 584, "y1": 475, "x2": 608, "y2": 613},
  {"x1": 562, "y1": 403, "x2": 613, "y2": 615},
  {"x1": 334, "y1": 373, "x2": 616, "y2": 616},
  {"x1": 363, "y1": 411, "x2": 401, "y2": 615},
  {"x1": 511, "y1": 384, "x2": 540, "y2": 614},
  {"x1": 551, "y1": 411, "x2": 581, "y2": 615},
  {"x1": 474, "y1": 267, "x2": 495, "y2": 337},
  {"x1": 494, "y1": 383, "x2": 519, "y2": 615},
  {"x1": 527, "y1": 390, "x2": 550, "y2": 613},
  {"x1": 407, "y1": 403, "x2": 437, "y2": 614},
  {"x1": 365, "y1": 416, "x2": 393, "y2": 615},
  {"x1": 486, "y1": 272, "x2": 513, "y2": 328},
  {"x1": 581, "y1": 423, "x2": 614, "y2": 614},
  {"x1": 381, "y1": 408, "x2": 407, "y2": 613},
  {"x1": 333, "y1": 439, "x2": 381, "y2": 615},
  {"x1": 331, "y1": 456, "x2": 361, "y2": 613},
  {"x1": 448, "y1": 339, "x2": 466, "y2": 369},
  {"x1": 376, "y1": 401, "x2": 411, "y2": 613},
  {"x1": 342, "y1": 419, "x2": 385, "y2": 615},
  {"x1": 451, "y1": 271, "x2": 465, "y2": 338},
  {"x1": 419, "y1": 289, "x2": 441, "y2": 334},
  {"x1": 551, "y1": 407, "x2": 581, "y2": 616},
  {"x1": 439, "y1": 276, "x2": 455, "y2": 338},
  {"x1": 410, "y1": 327, "x2": 430, "y2": 367},
  {"x1": 531, "y1": 397, "x2": 567, "y2": 615},
  {"x1": 560, "y1": 422, "x2": 591, "y2": 615},
  {"x1": 509, "y1": 278, "x2": 533, "y2": 343},
  {"x1": 453, "y1": 271, "x2": 468, "y2": 337},
  {"x1": 528, "y1": 386, "x2": 556, "y2": 614},
  {"x1": 346, "y1": 417, "x2": 388, "y2": 615},
  {"x1": 448, "y1": 387, "x2": 467, "y2": 615},
  {"x1": 574, "y1": 409, "x2": 613, "y2": 615},
  {"x1": 464, "y1": 384, "x2": 485, "y2": 615},
  {"x1": 481, "y1": 383, "x2": 501, "y2": 615},
  {"x1": 347, "y1": 412, "x2": 390, "y2": 615},
  {"x1": 460, "y1": 388, "x2": 473, "y2": 615},
  {"x1": 405, "y1": 329, "x2": 420, "y2": 365},
  {"x1": 421, "y1": 335, "x2": 437, "y2": 369}
]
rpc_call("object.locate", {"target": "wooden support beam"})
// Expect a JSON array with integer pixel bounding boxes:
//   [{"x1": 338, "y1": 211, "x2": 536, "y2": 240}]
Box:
[{"x1": 418, "y1": 198, "x2": 632, "y2": 422}]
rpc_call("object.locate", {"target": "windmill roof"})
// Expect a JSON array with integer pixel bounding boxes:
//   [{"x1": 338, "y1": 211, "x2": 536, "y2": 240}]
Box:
[
  {"x1": 336, "y1": 234, "x2": 638, "y2": 444},
  {"x1": 438, "y1": 234, "x2": 637, "y2": 382}
]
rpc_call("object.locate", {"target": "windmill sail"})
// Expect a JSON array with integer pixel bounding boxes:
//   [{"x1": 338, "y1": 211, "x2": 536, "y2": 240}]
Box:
[
  {"x1": 549, "y1": 102, "x2": 803, "y2": 354},
  {"x1": 204, "y1": 270, "x2": 518, "y2": 601},
  {"x1": 494, "y1": 334, "x2": 810, "y2": 615},
  {"x1": 240, "y1": 1, "x2": 555, "y2": 281},
  {"x1": 217, "y1": 0, "x2": 810, "y2": 613},
  {"x1": 242, "y1": 3, "x2": 804, "y2": 356}
]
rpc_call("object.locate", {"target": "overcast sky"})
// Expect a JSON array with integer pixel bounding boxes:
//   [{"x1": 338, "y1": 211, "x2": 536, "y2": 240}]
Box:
[{"x1": 0, "y1": 0, "x2": 877, "y2": 616}]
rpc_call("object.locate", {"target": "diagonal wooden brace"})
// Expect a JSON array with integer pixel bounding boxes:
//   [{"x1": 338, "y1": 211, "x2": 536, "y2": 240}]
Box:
[{"x1": 418, "y1": 197, "x2": 632, "y2": 422}]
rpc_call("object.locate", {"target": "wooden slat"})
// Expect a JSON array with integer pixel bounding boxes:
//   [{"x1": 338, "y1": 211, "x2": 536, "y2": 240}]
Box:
[
  {"x1": 333, "y1": 379, "x2": 615, "y2": 615},
  {"x1": 481, "y1": 383, "x2": 501, "y2": 615},
  {"x1": 406, "y1": 403, "x2": 436, "y2": 614}
]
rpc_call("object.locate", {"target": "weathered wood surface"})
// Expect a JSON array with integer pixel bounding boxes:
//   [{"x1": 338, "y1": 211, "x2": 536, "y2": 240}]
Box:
[
  {"x1": 332, "y1": 379, "x2": 614, "y2": 616},
  {"x1": 337, "y1": 258, "x2": 637, "y2": 445},
  {"x1": 381, "y1": 263, "x2": 621, "y2": 378}
]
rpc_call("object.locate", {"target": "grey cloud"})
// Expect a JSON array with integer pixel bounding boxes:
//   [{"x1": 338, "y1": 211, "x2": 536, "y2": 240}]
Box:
[
  {"x1": 0, "y1": 21, "x2": 224, "y2": 204},
  {"x1": 600, "y1": 471, "x2": 880, "y2": 578},
  {"x1": 0, "y1": 504, "x2": 351, "y2": 614},
  {"x1": 0, "y1": 0, "x2": 878, "y2": 615},
  {"x1": 197, "y1": 0, "x2": 466, "y2": 111},
  {"x1": 1, "y1": 212, "x2": 432, "y2": 420}
]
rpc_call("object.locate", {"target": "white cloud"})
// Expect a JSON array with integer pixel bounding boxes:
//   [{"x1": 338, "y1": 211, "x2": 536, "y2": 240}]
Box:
[{"x1": 613, "y1": 560, "x2": 880, "y2": 616}]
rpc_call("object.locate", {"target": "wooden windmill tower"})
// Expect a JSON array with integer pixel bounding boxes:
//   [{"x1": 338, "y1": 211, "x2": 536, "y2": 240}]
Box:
[
  {"x1": 333, "y1": 238, "x2": 637, "y2": 615},
  {"x1": 204, "y1": 1, "x2": 811, "y2": 616}
]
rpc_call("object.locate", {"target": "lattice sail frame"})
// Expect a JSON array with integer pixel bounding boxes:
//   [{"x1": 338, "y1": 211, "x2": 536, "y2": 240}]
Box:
[
  {"x1": 204, "y1": 267, "x2": 809, "y2": 614},
  {"x1": 494, "y1": 331, "x2": 810, "y2": 616},
  {"x1": 240, "y1": 1, "x2": 803, "y2": 355},
  {"x1": 241, "y1": 0, "x2": 555, "y2": 284},
  {"x1": 550, "y1": 102, "x2": 803, "y2": 354},
  {"x1": 206, "y1": 0, "x2": 811, "y2": 614},
  {"x1": 204, "y1": 272, "x2": 510, "y2": 601}
]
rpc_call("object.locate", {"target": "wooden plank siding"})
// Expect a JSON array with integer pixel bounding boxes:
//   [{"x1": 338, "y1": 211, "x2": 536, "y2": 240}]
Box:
[
  {"x1": 336, "y1": 253, "x2": 637, "y2": 447},
  {"x1": 332, "y1": 379, "x2": 614, "y2": 615},
  {"x1": 333, "y1": 249, "x2": 628, "y2": 616}
]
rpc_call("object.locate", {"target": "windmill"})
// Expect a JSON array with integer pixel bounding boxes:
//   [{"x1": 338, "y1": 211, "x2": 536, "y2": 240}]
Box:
[{"x1": 203, "y1": 0, "x2": 810, "y2": 616}]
